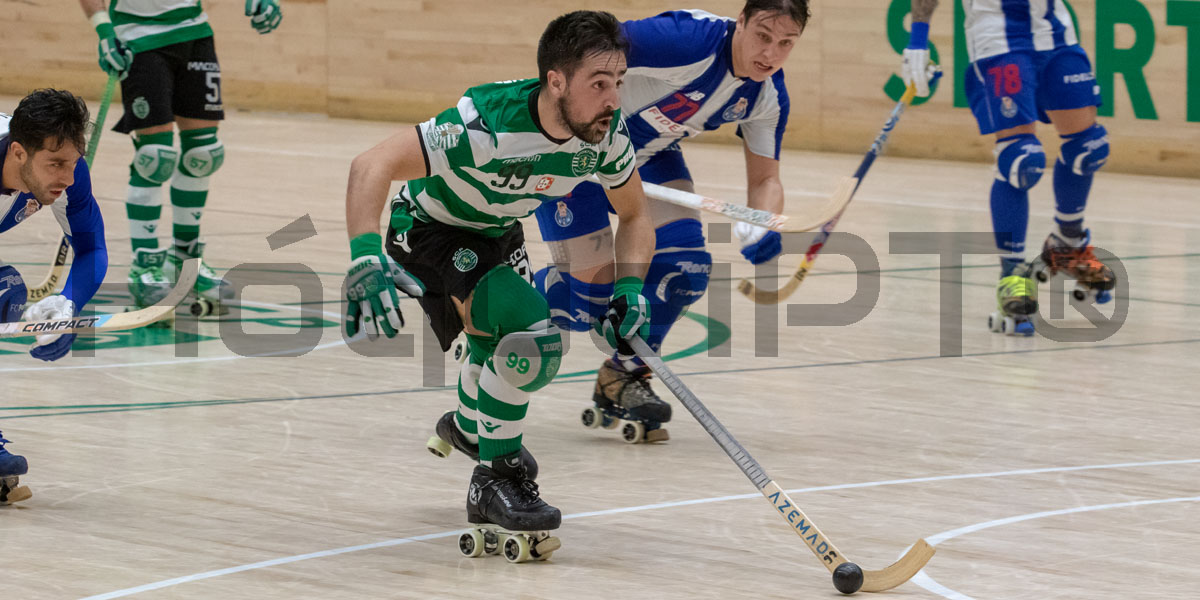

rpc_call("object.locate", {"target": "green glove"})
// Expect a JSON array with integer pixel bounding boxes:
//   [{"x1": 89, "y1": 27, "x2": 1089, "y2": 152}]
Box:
[
  {"x1": 594, "y1": 277, "x2": 650, "y2": 353},
  {"x1": 91, "y1": 12, "x2": 133, "y2": 78},
  {"x1": 345, "y1": 233, "x2": 412, "y2": 339},
  {"x1": 245, "y1": 0, "x2": 283, "y2": 34}
]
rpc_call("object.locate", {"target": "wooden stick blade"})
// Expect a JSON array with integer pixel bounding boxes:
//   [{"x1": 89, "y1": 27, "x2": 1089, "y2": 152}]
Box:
[
  {"x1": 0, "y1": 259, "x2": 198, "y2": 338},
  {"x1": 860, "y1": 539, "x2": 936, "y2": 592},
  {"x1": 777, "y1": 176, "x2": 858, "y2": 233}
]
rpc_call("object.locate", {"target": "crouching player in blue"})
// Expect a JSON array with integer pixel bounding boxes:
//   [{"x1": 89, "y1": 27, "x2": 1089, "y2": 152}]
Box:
[
  {"x1": 532, "y1": 1, "x2": 808, "y2": 442},
  {"x1": 904, "y1": 0, "x2": 1116, "y2": 336},
  {"x1": 1, "y1": 89, "x2": 110, "y2": 503}
]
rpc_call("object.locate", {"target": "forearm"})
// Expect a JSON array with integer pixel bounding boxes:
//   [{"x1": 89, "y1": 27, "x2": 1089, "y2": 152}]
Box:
[
  {"x1": 345, "y1": 155, "x2": 396, "y2": 241},
  {"x1": 912, "y1": 0, "x2": 938, "y2": 23},
  {"x1": 613, "y1": 211, "x2": 654, "y2": 282},
  {"x1": 61, "y1": 243, "x2": 109, "y2": 309}
]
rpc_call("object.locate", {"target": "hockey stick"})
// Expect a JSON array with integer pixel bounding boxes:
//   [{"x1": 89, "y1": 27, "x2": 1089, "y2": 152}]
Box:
[
  {"x1": 628, "y1": 335, "x2": 934, "y2": 594},
  {"x1": 737, "y1": 77, "x2": 938, "y2": 305},
  {"x1": 0, "y1": 259, "x2": 197, "y2": 338},
  {"x1": 26, "y1": 237, "x2": 71, "y2": 302},
  {"x1": 28, "y1": 74, "x2": 117, "y2": 301},
  {"x1": 642, "y1": 182, "x2": 852, "y2": 233}
]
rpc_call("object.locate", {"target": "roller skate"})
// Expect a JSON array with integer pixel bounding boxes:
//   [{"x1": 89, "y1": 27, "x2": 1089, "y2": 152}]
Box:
[
  {"x1": 426, "y1": 411, "x2": 539, "y2": 480},
  {"x1": 166, "y1": 240, "x2": 234, "y2": 317},
  {"x1": 0, "y1": 431, "x2": 31, "y2": 505},
  {"x1": 127, "y1": 248, "x2": 174, "y2": 328},
  {"x1": 988, "y1": 271, "x2": 1038, "y2": 337},
  {"x1": 581, "y1": 358, "x2": 671, "y2": 443},
  {"x1": 1034, "y1": 230, "x2": 1116, "y2": 304},
  {"x1": 460, "y1": 454, "x2": 560, "y2": 563}
]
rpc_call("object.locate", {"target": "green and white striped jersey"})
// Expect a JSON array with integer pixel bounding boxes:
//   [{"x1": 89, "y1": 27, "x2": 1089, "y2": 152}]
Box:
[
  {"x1": 407, "y1": 78, "x2": 636, "y2": 237},
  {"x1": 108, "y1": 0, "x2": 213, "y2": 53}
]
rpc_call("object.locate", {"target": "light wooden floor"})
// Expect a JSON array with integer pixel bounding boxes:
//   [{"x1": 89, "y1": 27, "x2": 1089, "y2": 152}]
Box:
[{"x1": 2, "y1": 95, "x2": 1199, "y2": 600}]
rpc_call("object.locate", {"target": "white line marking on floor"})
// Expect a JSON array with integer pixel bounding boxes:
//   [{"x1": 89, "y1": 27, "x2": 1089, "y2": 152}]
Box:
[
  {"x1": 80, "y1": 458, "x2": 1200, "y2": 599},
  {"x1": 912, "y1": 495, "x2": 1200, "y2": 599}
]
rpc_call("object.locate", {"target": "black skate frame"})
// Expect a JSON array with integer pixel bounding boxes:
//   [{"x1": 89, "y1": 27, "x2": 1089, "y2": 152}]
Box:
[{"x1": 629, "y1": 336, "x2": 934, "y2": 593}]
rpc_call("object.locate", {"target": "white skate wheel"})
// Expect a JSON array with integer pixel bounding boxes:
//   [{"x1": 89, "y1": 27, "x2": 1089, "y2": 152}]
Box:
[
  {"x1": 453, "y1": 340, "x2": 468, "y2": 364},
  {"x1": 189, "y1": 299, "x2": 211, "y2": 317},
  {"x1": 988, "y1": 311, "x2": 1002, "y2": 332},
  {"x1": 1002, "y1": 316, "x2": 1015, "y2": 335},
  {"x1": 459, "y1": 529, "x2": 485, "y2": 558},
  {"x1": 581, "y1": 407, "x2": 601, "y2": 429},
  {"x1": 621, "y1": 421, "x2": 645, "y2": 444},
  {"x1": 503, "y1": 534, "x2": 532, "y2": 563},
  {"x1": 426, "y1": 436, "x2": 452, "y2": 458}
]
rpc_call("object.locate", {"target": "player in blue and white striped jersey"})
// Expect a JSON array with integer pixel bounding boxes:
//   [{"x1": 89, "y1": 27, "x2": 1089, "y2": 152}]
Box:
[
  {"x1": 1, "y1": 90, "x2": 109, "y2": 363},
  {"x1": 904, "y1": 0, "x2": 1115, "y2": 337},
  {"x1": 1, "y1": 90, "x2": 111, "y2": 504},
  {"x1": 531, "y1": 1, "x2": 808, "y2": 439}
]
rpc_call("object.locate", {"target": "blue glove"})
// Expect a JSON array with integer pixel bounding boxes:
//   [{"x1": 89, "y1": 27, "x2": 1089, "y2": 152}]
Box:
[
  {"x1": 902, "y1": 21, "x2": 935, "y2": 97},
  {"x1": 735, "y1": 223, "x2": 783, "y2": 265},
  {"x1": 31, "y1": 333, "x2": 76, "y2": 362},
  {"x1": 23, "y1": 295, "x2": 77, "y2": 362}
]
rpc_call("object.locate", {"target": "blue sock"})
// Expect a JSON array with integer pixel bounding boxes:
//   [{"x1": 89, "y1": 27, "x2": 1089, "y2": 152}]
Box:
[
  {"x1": 990, "y1": 179, "x2": 1029, "y2": 274},
  {"x1": 1052, "y1": 157, "x2": 1091, "y2": 240}
]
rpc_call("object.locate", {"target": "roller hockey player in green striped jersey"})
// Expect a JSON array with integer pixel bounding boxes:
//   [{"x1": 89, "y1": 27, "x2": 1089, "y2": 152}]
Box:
[
  {"x1": 344, "y1": 11, "x2": 655, "y2": 561},
  {"x1": 78, "y1": 0, "x2": 282, "y2": 314}
]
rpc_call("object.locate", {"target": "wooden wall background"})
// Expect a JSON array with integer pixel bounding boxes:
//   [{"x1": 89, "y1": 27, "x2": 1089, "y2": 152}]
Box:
[{"x1": 1, "y1": 0, "x2": 1197, "y2": 178}]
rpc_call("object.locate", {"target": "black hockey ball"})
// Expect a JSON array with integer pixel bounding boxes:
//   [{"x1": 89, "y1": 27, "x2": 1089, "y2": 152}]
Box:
[{"x1": 832, "y1": 562, "x2": 864, "y2": 594}]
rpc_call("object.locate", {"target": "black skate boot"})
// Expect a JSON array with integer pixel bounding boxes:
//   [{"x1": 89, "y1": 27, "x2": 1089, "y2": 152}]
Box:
[
  {"x1": 459, "y1": 454, "x2": 561, "y2": 563},
  {"x1": 425, "y1": 411, "x2": 539, "y2": 480},
  {"x1": 581, "y1": 358, "x2": 671, "y2": 443},
  {"x1": 0, "y1": 431, "x2": 31, "y2": 505}
]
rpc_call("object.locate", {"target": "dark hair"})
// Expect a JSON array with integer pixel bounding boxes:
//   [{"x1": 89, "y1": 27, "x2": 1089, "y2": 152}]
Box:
[
  {"x1": 537, "y1": 10, "x2": 629, "y2": 86},
  {"x1": 743, "y1": 0, "x2": 811, "y2": 30},
  {"x1": 9, "y1": 89, "x2": 90, "y2": 155}
]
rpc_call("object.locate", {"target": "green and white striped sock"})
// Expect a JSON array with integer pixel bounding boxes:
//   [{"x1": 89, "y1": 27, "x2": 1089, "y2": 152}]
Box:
[
  {"x1": 476, "y1": 357, "x2": 529, "y2": 466},
  {"x1": 126, "y1": 131, "x2": 173, "y2": 253},
  {"x1": 456, "y1": 359, "x2": 482, "y2": 444},
  {"x1": 171, "y1": 128, "x2": 217, "y2": 248}
]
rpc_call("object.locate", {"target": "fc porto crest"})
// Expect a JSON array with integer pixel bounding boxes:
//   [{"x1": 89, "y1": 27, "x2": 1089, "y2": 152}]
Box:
[
  {"x1": 554, "y1": 200, "x2": 573, "y2": 227},
  {"x1": 13, "y1": 198, "x2": 42, "y2": 224},
  {"x1": 722, "y1": 97, "x2": 749, "y2": 122},
  {"x1": 1000, "y1": 96, "x2": 1019, "y2": 119}
]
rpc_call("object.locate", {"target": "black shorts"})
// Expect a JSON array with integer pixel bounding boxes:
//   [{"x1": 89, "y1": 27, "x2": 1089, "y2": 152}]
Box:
[
  {"x1": 385, "y1": 210, "x2": 531, "y2": 352},
  {"x1": 114, "y1": 36, "x2": 224, "y2": 133}
]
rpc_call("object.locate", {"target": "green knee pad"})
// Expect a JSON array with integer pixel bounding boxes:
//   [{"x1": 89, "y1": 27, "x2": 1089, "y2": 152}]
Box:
[
  {"x1": 469, "y1": 266, "x2": 560, "y2": 391},
  {"x1": 178, "y1": 127, "x2": 225, "y2": 177},
  {"x1": 131, "y1": 131, "x2": 177, "y2": 184}
]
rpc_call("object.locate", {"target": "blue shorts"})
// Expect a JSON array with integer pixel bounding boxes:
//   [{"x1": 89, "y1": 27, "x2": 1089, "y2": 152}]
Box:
[
  {"x1": 964, "y1": 45, "x2": 1102, "y2": 135},
  {"x1": 535, "y1": 146, "x2": 692, "y2": 241}
]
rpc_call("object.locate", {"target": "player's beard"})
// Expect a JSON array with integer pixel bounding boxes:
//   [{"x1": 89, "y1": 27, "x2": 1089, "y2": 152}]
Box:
[
  {"x1": 19, "y1": 159, "x2": 57, "y2": 205},
  {"x1": 557, "y1": 93, "x2": 614, "y2": 144}
]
